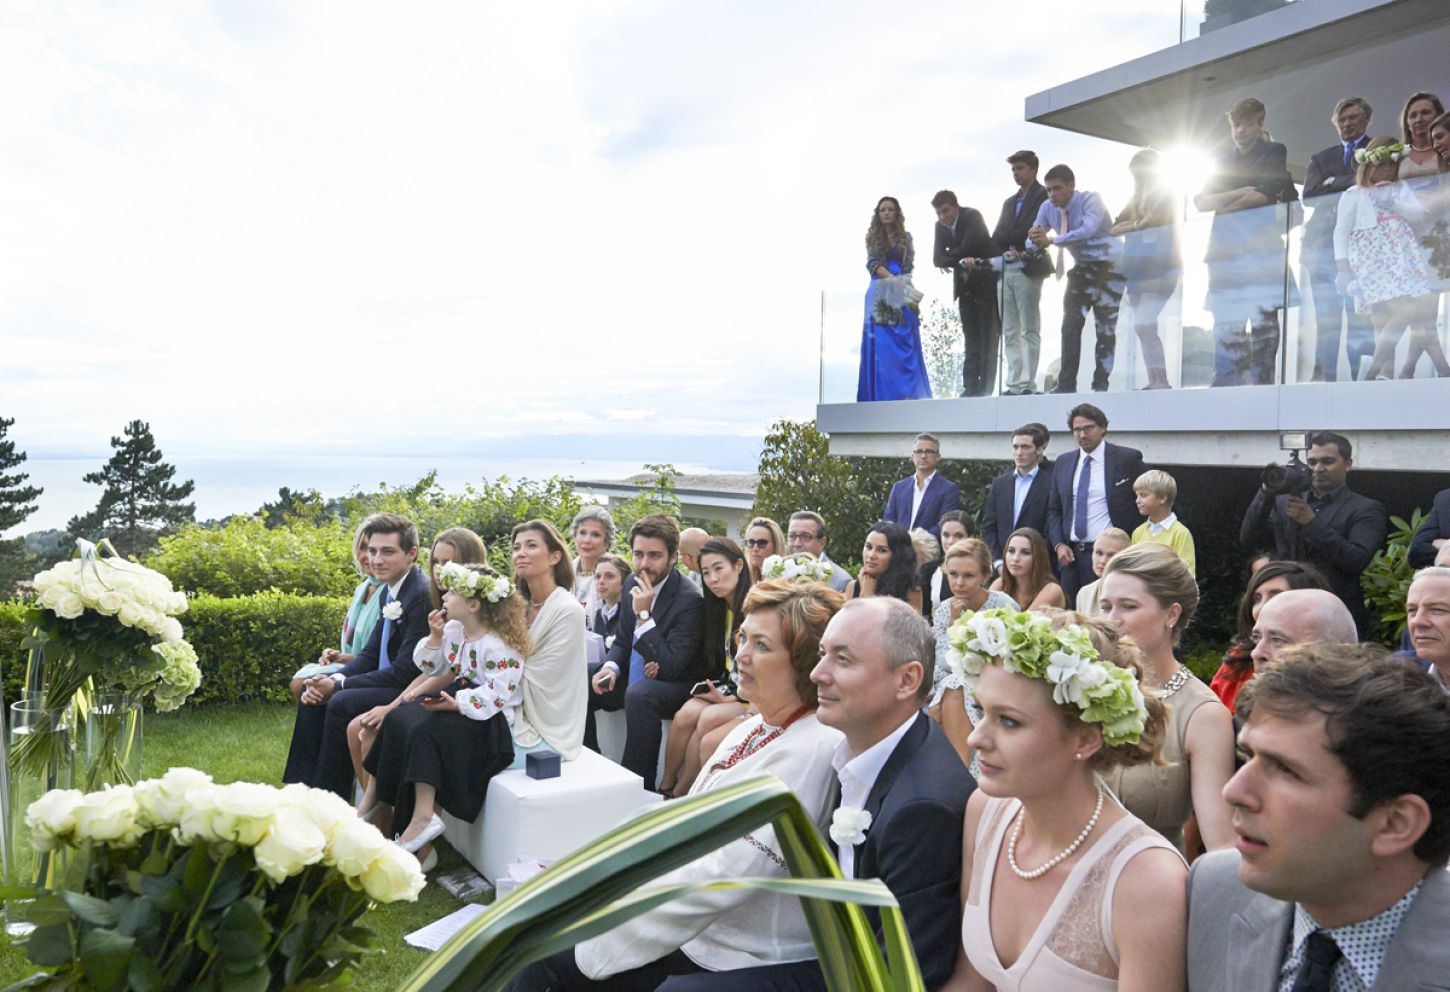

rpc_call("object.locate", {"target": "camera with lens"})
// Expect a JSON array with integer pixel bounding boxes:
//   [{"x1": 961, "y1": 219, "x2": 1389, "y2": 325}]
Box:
[{"x1": 1261, "y1": 432, "x2": 1311, "y2": 497}]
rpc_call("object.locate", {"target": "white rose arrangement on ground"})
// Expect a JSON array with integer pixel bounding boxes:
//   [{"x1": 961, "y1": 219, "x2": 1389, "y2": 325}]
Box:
[{"x1": 17, "y1": 768, "x2": 424, "y2": 991}]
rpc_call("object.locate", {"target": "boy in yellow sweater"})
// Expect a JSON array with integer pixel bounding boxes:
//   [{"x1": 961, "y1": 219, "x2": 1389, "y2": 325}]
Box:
[{"x1": 1130, "y1": 469, "x2": 1196, "y2": 576}]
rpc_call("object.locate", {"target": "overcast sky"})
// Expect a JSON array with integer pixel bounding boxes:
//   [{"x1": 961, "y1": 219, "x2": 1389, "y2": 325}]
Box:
[{"x1": 2, "y1": 1, "x2": 1182, "y2": 529}]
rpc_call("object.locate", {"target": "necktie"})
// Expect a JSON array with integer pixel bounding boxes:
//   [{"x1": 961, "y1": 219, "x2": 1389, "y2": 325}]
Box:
[
  {"x1": 1073, "y1": 454, "x2": 1092, "y2": 543},
  {"x1": 377, "y1": 588, "x2": 393, "y2": 671},
  {"x1": 628, "y1": 622, "x2": 648, "y2": 685},
  {"x1": 1290, "y1": 930, "x2": 1342, "y2": 992},
  {"x1": 1055, "y1": 206, "x2": 1068, "y2": 278},
  {"x1": 1343, "y1": 143, "x2": 1354, "y2": 171}
]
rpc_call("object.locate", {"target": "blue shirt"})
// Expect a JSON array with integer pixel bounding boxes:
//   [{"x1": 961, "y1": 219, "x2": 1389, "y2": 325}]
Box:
[
  {"x1": 1013, "y1": 465, "x2": 1040, "y2": 528},
  {"x1": 1029, "y1": 190, "x2": 1115, "y2": 263}
]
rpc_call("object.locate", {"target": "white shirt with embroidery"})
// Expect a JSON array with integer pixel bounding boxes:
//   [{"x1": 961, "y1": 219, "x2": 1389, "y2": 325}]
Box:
[{"x1": 413, "y1": 621, "x2": 525, "y2": 727}]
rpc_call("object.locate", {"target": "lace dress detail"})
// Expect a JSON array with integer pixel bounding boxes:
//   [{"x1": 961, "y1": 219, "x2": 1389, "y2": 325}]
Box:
[{"x1": 961, "y1": 796, "x2": 1184, "y2": 990}]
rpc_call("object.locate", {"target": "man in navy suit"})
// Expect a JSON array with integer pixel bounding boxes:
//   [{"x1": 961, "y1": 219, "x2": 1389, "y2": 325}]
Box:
[
  {"x1": 883, "y1": 433, "x2": 960, "y2": 539},
  {"x1": 587, "y1": 514, "x2": 704, "y2": 790},
  {"x1": 1047, "y1": 404, "x2": 1146, "y2": 602},
  {"x1": 1303, "y1": 97, "x2": 1374, "y2": 381},
  {"x1": 282, "y1": 512, "x2": 432, "y2": 798},
  {"x1": 1410, "y1": 487, "x2": 1450, "y2": 568},
  {"x1": 981, "y1": 422, "x2": 1055, "y2": 567},
  {"x1": 932, "y1": 189, "x2": 999, "y2": 397}
]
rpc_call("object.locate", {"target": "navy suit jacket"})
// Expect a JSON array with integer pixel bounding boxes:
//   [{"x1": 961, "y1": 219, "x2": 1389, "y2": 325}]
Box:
[
  {"x1": 884, "y1": 474, "x2": 961, "y2": 537},
  {"x1": 833, "y1": 712, "x2": 975, "y2": 991},
  {"x1": 604, "y1": 569, "x2": 705, "y2": 685},
  {"x1": 337, "y1": 564, "x2": 431, "y2": 690},
  {"x1": 1409, "y1": 488, "x2": 1450, "y2": 568},
  {"x1": 982, "y1": 459, "x2": 1056, "y2": 563},
  {"x1": 1047, "y1": 441, "x2": 1147, "y2": 548},
  {"x1": 933, "y1": 207, "x2": 996, "y2": 301},
  {"x1": 1302, "y1": 136, "x2": 1369, "y2": 252},
  {"x1": 992, "y1": 181, "x2": 1050, "y2": 255}
]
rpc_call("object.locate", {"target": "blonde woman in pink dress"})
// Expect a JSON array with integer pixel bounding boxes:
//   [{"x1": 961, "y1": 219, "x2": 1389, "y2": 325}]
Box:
[{"x1": 939, "y1": 609, "x2": 1187, "y2": 992}]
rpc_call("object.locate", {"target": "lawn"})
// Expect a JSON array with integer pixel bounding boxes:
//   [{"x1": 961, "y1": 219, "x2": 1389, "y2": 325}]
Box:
[{"x1": 1, "y1": 702, "x2": 482, "y2": 989}]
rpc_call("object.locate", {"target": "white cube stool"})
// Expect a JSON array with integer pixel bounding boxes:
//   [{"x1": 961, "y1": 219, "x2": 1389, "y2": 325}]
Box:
[
  {"x1": 439, "y1": 748, "x2": 659, "y2": 882},
  {"x1": 592, "y1": 711, "x2": 672, "y2": 784}
]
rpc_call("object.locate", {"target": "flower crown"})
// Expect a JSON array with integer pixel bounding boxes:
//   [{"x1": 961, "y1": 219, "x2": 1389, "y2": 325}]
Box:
[
  {"x1": 1354, "y1": 142, "x2": 1406, "y2": 166},
  {"x1": 438, "y1": 561, "x2": 512, "y2": 603},
  {"x1": 945, "y1": 608, "x2": 1148, "y2": 746},
  {"x1": 760, "y1": 553, "x2": 834, "y2": 584}
]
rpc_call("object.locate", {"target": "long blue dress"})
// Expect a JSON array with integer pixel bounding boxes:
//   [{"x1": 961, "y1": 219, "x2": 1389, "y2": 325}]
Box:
[{"x1": 857, "y1": 235, "x2": 931, "y2": 401}]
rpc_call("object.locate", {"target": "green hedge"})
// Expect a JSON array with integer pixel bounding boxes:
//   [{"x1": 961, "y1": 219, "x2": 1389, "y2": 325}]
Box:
[{"x1": 2, "y1": 593, "x2": 349, "y2": 708}]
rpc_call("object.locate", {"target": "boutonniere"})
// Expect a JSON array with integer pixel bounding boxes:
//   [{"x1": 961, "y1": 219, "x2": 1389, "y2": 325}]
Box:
[
  {"x1": 829, "y1": 806, "x2": 872, "y2": 847},
  {"x1": 604, "y1": 634, "x2": 616, "y2": 651},
  {"x1": 381, "y1": 602, "x2": 403, "y2": 621}
]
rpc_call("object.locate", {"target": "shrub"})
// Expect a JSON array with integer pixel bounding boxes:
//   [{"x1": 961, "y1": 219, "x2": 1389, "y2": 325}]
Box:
[
  {"x1": 1362, "y1": 509, "x2": 1425, "y2": 646},
  {"x1": 1, "y1": 593, "x2": 348, "y2": 708},
  {"x1": 145, "y1": 516, "x2": 356, "y2": 598}
]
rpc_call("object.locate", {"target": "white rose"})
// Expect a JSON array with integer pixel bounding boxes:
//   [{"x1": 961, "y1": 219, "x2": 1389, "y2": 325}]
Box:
[
  {"x1": 325, "y1": 818, "x2": 392, "y2": 877},
  {"x1": 175, "y1": 782, "x2": 223, "y2": 844},
  {"x1": 52, "y1": 592, "x2": 87, "y2": 620},
  {"x1": 117, "y1": 601, "x2": 145, "y2": 629},
  {"x1": 275, "y1": 784, "x2": 356, "y2": 842},
  {"x1": 26, "y1": 789, "x2": 85, "y2": 851},
  {"x1": 210, "y1": 782, "x2": 280, "y2": 846},
  {"x1": 158, "y1": 617, "x2": 185, "y2": 644},
  {"x1": 253, "y1": 806, "x2": 327, "y2": 882},
  {"x1": 32, "y1": 567, "x2": 57, "y2": 594},
  {"x1": 134, "y1": 768, "x2": 214, "y2": 828},
  {"x1": 72, "y1": 786, "x2": 143, "y2": 847},
  {"x1": 381, "y1": 602, "x2": 403, "y2": 621},
  {"x1": 828, "y1": 806, "x2": 873, "y2": 848},
  {"x1": 967, "y1": 615, "x2": 1009, "y2": 659},
  {"x1": 359, "y1": 844, "x2": 425, "y2": 902},
  {"x1": 94, "y1": 589, "x2": 125, "y2": 615}
]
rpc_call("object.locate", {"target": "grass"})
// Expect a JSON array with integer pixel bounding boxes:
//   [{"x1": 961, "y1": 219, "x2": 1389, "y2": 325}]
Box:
[{"x1": 1, "y1": 702, "x2": 483, "y2": 990}]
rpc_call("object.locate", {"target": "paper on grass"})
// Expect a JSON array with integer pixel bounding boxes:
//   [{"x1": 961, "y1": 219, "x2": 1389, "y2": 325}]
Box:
[{"x1": 404, "y1": 903, "x2": 488, "y2": 951}]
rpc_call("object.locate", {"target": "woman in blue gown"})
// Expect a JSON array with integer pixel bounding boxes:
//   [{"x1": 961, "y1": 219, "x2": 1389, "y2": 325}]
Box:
[{"x1": 857, "y1": 196, "x2": 932, "y2": 401}]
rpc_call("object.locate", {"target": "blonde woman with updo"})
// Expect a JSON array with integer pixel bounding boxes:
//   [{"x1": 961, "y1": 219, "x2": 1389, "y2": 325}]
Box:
[
  {"x1": 1099, "y1": 543, "x2": 1236, "y2": 854},
  {"x1": 940, "y1": 609, "x2": 1187, "y2": 990},
  {"x1": 928, "y1": 538, "x2": 1019, "y2": 771}
]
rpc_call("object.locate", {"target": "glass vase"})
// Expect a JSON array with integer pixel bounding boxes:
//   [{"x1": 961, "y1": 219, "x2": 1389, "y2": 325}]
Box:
[
  {"x1": 4, "y1": 699, "x2": 73, "y2": 941},
  {"x1": 78, "y1": 691, "x2": 143, "y2": 793}
]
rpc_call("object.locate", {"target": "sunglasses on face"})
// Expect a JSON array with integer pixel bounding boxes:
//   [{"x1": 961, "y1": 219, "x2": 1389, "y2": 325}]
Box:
[{"x1": 744, "y1": 538, "x2": 773, "y2": 549}]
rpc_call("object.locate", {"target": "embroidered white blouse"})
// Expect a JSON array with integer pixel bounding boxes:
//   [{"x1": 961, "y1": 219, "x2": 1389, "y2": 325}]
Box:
[{"x1": 412, "y1": 622, "x2": 524, "y2": 727}]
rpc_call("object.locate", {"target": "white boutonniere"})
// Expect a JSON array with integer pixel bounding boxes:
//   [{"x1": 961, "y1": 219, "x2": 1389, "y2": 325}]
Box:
[
  {"x1": 381, "y1": 602, "x2": 403, "y2": 621},
  {"x1": 829, "y1": 806, "x2": 872, "y2": 847},
  {"x1": 604, "y1": 634, "x2": 616, "y2": 651}
]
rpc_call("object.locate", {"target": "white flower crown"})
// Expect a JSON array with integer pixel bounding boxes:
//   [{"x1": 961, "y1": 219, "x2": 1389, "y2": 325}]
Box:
[{"x1": 438, "y1": 561, "x2": 512, "y2": 603}]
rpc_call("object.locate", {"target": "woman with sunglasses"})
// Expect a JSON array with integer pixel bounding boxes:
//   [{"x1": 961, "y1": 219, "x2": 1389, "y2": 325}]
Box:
[{"x1": 742, "y1": 516, "x2": 785, "y2": 583}]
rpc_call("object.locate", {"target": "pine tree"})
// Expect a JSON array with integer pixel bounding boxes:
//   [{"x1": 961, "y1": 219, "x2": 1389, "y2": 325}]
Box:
[
  {"x1": 0, "y1": 417, "x2": 44, "y2": 592},
  {"x1": 68, "y1": 420, "x2": 196, "y2": 556}
]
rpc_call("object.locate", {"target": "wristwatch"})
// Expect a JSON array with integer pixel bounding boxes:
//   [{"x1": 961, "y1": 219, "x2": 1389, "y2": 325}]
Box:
[{"x1": 637, "y1": 610, "x2": 651, "y2": 622}]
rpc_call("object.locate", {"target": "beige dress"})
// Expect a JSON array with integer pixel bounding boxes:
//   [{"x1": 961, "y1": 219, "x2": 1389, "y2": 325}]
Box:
[{"x1": 1102, "y1": 672, "x2": 1216, "y2": 853}]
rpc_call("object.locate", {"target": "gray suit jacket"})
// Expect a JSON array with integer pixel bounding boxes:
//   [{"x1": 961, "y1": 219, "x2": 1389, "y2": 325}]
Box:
[{"x1": 1187, "y1": 850, "x2": 1450, "y2": 991}]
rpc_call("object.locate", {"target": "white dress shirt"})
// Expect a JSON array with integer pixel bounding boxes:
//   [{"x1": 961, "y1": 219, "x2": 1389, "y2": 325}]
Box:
[
  {"x1": 1069, "y1": 450, "x2": 1112, "y2": 543},
  {"x1": 830, "y1": 713, "x2": 918, "y2": 879},
  {"x1": 911, "y1": 471, "x2": 937, "y2": 529},
  {"x1": 1147, "y1": 511, "x2": 1179, "y2": 536},
  {"x1": 333, "y1": 572, "x2": 411, "y2": 686}
]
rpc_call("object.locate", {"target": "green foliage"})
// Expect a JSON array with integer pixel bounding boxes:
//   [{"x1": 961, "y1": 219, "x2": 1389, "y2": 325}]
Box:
[
  {"x1": 595, "y1": 464, "x2": 683, "y2": 552},
  {"x1": 144, "y1": 516, "x2": 356, "y2": 598},
  {"x1": 0, "y1": 417, "x2": 42, "y2": 534},
  {"x1": 753, "y1": 419, "x2": 998, "y2": 573},
  {"x1": 256, "y1": 486, "x2": 330, "y2": 528},
  {"x1": 1362, "y1": 509, "x2": 1425, "y2": 646},
  {"x1": 402, "y1": 773, "x2": 925, "y2": 992},
  {"x1": 67, "y1": 420, "x2": 196, "y2": 557}
]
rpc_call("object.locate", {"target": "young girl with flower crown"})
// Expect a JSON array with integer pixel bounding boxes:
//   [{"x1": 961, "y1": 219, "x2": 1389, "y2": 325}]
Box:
[{"x1": 357, "y1": 561, "x2": 532, "y2": 870}]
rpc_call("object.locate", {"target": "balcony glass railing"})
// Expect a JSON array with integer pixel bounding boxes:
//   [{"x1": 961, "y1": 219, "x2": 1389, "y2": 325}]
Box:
[
  {"x1": 822, "y1": 174, "x2": 1450, "y2": 404},
  {"x1": 1181, "y1": 0, "x2": 1304, "y2": 43}
]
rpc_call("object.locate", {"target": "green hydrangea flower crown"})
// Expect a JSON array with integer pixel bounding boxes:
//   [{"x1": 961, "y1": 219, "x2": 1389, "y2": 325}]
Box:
[
  {"x1": 945, "y1": 608, "x2": 1149, "y2": 747},
  {"x1": 438, "y1": 561, "x2": 512, "y2": 604}
]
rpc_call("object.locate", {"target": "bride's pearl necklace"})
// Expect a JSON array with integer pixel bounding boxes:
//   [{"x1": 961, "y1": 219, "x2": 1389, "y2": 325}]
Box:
[{"x1": 1008, "y1": 781, "x2": 1105, "y2": 880}]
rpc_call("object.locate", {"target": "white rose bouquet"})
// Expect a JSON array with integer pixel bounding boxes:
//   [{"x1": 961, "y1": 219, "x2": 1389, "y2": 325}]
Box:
[
  {"x1": 19, "y1": 539, "x2": 203, "y2": 788},
  {"x1": 13, "y1": 769, "x2": 423, "y2": 991},
  {"x1": 759, "y1": 553, "x2": 835, "y2": 584}
]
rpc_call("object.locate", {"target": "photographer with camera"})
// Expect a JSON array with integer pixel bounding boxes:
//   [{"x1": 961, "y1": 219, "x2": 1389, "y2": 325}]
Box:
[{"x1": 1239, "y1": 431, "x2": 1386, "y2": 636}]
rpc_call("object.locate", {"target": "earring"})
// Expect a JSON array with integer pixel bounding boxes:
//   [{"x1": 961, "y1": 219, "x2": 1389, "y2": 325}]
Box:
[{"x1": 1075, "y1": 752, "x2": 1083, "y2": 760}]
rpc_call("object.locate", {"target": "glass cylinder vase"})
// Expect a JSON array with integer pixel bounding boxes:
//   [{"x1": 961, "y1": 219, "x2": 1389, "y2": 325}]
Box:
[
  {"x1": 78, "y1": 691, "x2": 143, "y2": 793},
  {"x1": 4, "y1": 699, "x2": 73, "y2": 941}
]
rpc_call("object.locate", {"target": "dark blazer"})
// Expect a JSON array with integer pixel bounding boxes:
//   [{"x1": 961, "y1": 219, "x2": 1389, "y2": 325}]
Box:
[
  {"x1": 1187, "y1": 850, "x2": 1450, "y2": 991},
  {"x1": 337, "y1": 565, "x2": 430, "y2": 690},
  {"x1": 833, "y1": 712, "x2": 975, "y2": 992},
  {"x1": 1409, "y1": 488, "x2": 1450, "y2": 568},
  {"x1": 884, "y1": 474, "x2": 961, "y2": 538},
  {"x1": 932, "y1": 207, "x2": 996, "y2": 301},
  {"x1": 590, "y1": 602, "x2": 623, "y2": 644},
  {"x1": 1240, "y1": 484, "x2": 1387, "y2": 630},
  {"x1": 605, "y1": 569, "x2": 705, "y2": 685},
  {"x1": 1046, "y1": 442, "x2": 1147, "y2": 549},
  {"x1": 992, "y1": 181, "x2": 1049, "y2": 256},
  {"x1": 1303, "y1": 136, "x2": 1369, "y2": 251},
  {"x1": 982, "y1": 458, "x2": 1056, "y2": 563}
]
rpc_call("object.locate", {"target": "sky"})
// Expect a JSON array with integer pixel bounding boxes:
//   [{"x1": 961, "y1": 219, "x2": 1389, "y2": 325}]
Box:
[{"x1": 1, "y1": 0, "x2": 1183, "y2": 533}]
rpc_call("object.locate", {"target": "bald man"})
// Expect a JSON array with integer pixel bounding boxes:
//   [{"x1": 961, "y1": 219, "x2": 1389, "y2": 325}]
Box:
[
  {"x1": 678, "y1": 527, "x2": 710, "y2": 589},
  {"x1": 1250, "y1": 588, "x2": 1358, "y2": 669},
  {"x1": 1407, "y1": 566, "x2": 1450, "y2": 695}
]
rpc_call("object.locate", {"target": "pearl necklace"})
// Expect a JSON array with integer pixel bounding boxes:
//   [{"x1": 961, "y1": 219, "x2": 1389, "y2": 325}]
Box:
[{"x1": 1007, "y1": 781, "x2": 1105, "y2": 880}]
